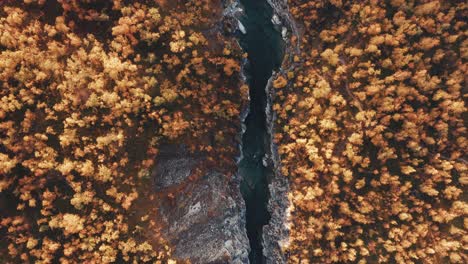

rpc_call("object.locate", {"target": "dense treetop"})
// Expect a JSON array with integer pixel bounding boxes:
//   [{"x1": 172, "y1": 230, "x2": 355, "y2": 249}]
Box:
[
  {"x1": 273, "y1": 0, "x2": 466, "y2": 263},
  {"x1": 0, "y1": 0, "x2": 245, "y2": 263}
]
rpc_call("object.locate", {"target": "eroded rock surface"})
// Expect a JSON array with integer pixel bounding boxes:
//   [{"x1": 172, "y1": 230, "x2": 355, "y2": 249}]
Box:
[{"x1": 153, "y1": 146, "x2": 249, "y2": 264}]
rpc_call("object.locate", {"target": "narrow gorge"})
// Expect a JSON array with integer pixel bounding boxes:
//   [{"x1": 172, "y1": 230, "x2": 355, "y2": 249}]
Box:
[{"x1": 237, "y1": 0, "x2": 285, "y2": 263}]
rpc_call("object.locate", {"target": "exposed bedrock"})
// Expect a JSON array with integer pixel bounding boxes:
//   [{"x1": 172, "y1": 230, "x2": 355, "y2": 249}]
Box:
[{"x1": 153, "y1": 146, "x2": 249, "y2": 264}]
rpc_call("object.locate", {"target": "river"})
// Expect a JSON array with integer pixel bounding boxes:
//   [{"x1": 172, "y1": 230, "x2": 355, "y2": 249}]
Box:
[{"x1": 238, "y1": 0, "x2": 285, "y2": 263}]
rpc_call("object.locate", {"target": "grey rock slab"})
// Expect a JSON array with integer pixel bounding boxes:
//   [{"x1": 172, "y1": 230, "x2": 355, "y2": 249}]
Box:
[{"x1": 153, "y1": 146, "x2": 249, "y2": 264}]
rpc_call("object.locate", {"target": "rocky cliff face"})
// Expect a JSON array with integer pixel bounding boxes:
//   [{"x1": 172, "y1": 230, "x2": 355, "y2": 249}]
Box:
[
  {"x1": 153, "y1": 146, "x2": 249, "y2": 264},
  {"x1": 150, "y1": 1, "x2": 251, "y2": 263},
  {"x1": 263, "y1": 1, "x2": 298, "y2": 263}
]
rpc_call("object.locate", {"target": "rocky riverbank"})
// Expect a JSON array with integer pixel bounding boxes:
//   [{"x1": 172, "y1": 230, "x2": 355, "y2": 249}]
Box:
[{"x1": 263, "y1": 1, "x2": 299, "y2": 263}]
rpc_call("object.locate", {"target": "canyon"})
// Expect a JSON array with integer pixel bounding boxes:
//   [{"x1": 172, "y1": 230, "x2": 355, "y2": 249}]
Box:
[{"x1": 153, "y1": 0, "x2": 296, "y2": 263}]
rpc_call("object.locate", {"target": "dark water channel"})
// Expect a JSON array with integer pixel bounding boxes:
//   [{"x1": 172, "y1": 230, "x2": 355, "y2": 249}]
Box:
[{"x1": 238, "y1": 0, "x2": 284, "y2": 263}]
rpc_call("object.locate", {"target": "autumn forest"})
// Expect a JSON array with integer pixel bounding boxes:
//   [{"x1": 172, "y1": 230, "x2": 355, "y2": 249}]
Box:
[{"x1": 0, "y1": 0, "x2": 466, "y2": 264}]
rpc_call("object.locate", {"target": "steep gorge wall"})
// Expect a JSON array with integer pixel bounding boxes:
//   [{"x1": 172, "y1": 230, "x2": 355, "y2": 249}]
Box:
[
  {"x1": 153, "y1": 1, "x2": 250, "y2": 263},
  {"x1": 262, "y1": 1, "x2": 298, "y2": 263}
]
